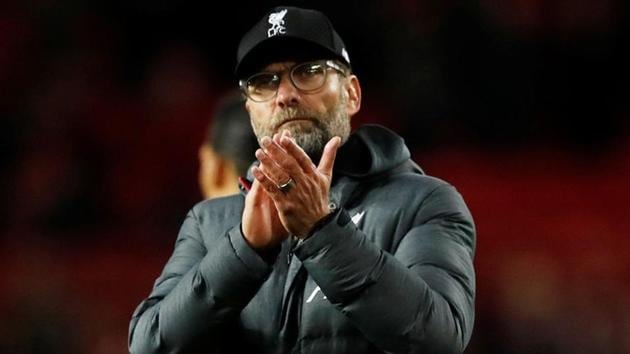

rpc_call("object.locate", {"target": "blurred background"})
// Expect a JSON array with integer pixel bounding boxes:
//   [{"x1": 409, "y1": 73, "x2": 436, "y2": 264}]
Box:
[{"x1": 1, "y1": 0, "x2": 629, "y2": 353}]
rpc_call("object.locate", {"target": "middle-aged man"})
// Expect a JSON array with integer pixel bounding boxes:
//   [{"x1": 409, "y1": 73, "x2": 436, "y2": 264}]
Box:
[{"x1": 130, "y1": 6, "x2": 476, "y2": 354}]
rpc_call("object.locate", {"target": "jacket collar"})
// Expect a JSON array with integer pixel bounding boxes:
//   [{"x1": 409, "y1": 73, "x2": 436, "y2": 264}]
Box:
[{"x1": 334, "y1": 124, "x2": 411, "y2": 178}]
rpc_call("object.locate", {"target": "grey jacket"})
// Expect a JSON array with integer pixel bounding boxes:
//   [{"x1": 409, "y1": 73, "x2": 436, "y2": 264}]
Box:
[{"x1": 129, "y1": 125, "x2": 476, "y2": 354}]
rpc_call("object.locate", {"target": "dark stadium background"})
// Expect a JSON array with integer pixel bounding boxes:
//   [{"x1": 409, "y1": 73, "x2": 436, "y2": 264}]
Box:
[{"x1": 1, "y1": 1, "x2": 628, "y2": 353}]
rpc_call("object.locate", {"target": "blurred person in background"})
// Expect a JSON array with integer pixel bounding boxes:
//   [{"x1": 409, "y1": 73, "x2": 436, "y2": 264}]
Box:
[
  {"x1": 129, "y1": 6, "x2": 475, "y2": 354},
  {"x1": 198, "y1": 92, "x2": 258, "y2": 199}
]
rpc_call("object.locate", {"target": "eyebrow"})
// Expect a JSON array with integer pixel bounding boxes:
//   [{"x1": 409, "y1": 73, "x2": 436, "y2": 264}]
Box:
[{"x1": 261, "y1": 62, "x2": 298, "y2": 72}]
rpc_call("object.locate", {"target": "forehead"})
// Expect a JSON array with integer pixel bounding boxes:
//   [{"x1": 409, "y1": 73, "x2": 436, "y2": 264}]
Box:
[{"x1": 262, "y1": 61, "x2": 298, "y2": 72}]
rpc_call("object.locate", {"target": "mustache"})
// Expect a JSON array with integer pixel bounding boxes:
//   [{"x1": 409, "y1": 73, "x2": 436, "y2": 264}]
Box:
[{"x1": 271, "y1": 107, "x2": 320, "y2": 129}]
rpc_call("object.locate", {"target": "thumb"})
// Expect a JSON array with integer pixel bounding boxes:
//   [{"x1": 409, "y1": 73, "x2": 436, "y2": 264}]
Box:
[
  {"x1": 246, "y1": 170, "x2": 265, "y2": 202},
  {"x1": 317, "y1": 136, "x2": 341, "y2": 178}
]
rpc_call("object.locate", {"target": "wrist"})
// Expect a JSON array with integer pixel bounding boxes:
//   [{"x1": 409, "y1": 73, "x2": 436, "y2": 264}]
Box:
[
  {"x1": 240, "y1": 224, "x2": 281, "y2": 263},
  {"x1": 302, "y1": 202, "x2": 339, "y2": 239}
]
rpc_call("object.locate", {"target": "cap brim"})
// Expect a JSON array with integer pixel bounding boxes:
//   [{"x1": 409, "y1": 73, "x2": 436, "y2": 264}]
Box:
[{"x1": 235, "y1": 36, "x2": 343, "y2": 78}]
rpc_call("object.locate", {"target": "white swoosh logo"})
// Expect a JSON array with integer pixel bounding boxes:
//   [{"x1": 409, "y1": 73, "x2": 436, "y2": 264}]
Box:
[
  {"x1": 306, "y1": 286, "x2": 327, "y2": 303},
  {"x1": 351, "y1": 211, "x2": 365, "y2": 225}
]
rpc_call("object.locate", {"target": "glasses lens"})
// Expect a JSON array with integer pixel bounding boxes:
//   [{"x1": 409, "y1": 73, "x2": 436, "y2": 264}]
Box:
[
  {"x1": 246, "y1": 73, "x2": 279, "y2": 101},
  {"x1": 291, "y1": 62, "x2": 326, "y2": 91}
]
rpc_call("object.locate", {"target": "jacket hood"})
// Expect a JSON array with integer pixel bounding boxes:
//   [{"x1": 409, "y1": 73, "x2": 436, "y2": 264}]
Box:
[{"x1": 334, "y1": 124, "x2": 411, "y2": 178}]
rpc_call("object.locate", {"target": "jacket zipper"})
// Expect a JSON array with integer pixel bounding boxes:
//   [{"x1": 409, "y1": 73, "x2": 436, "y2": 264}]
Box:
[{"x1": 287, "y1": 235, "x2": 297, "y2": 265}]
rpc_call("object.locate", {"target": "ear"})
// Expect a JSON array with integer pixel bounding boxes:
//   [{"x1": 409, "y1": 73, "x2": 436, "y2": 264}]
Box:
[
  {"x1": 198, "y1": 144, "x2": 223, "y2": 198},
  {"x1": 198, "y1": 144, "x2": 212, "y2": 165},
  {"x1": 344, "y1": 75, "x2": 362, "y2": 117}
]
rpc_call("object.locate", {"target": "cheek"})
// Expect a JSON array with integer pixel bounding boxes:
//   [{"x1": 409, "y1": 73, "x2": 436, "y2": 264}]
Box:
[
  {"x1": 246, "y1": 101, "x2": 264, "y2": 119},
  {"x1": 248, "y1": 113, "x2": 269, "y2": 138},
  {"x1": 316, "y1": 81, "x2": 344, "y2": 112},
  {"x1": 246, "y1": 106, "x2": 265, "y2": 129}
]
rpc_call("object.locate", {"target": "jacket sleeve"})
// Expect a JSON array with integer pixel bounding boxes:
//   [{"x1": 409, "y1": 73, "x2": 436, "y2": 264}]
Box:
[
  {"x1": 128, "y1": 207, "x2": 272, "y2": 354},
  {"x1": 294, "y1": 183, "x2": 476, "y2": 354}
]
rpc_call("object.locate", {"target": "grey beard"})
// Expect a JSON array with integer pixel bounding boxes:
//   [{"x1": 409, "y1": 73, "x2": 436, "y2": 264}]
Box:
[{"x1": 291, "y1": 121, "x2": 331, "y2": 161}]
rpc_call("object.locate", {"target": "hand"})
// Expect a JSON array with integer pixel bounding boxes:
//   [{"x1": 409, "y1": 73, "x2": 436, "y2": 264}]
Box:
[
  {"x1": 241, "y1": 175, "x2": 289, "y2": 249},
  {"x1": 252, "y1": 130, "x2": 341, "y2": 238}
]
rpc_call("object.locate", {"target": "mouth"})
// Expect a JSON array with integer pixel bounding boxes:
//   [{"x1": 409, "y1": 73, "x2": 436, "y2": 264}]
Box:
[{"x1": 276, "y1": 118, "x2": 315, "y2": 130}]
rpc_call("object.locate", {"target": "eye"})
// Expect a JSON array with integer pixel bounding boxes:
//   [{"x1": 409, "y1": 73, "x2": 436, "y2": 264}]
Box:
[
  {"x1": 247, "y1": 73, "x2": 279, "y2": 92},
  {"x1": 293, "y1": 63, "x2": 325, "y2": 79}
]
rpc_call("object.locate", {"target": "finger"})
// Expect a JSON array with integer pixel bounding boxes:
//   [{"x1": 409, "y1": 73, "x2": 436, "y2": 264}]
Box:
[
  {"x1": 244, "y1": 178, "x2": 265, "y2": 206},
  {"x1": 317, "y1": 136, "x2": 341, "y2": 178},
  {"x1": 263, "y1": 134, "x2": 282, "y2": 150},
  {"x1": 279, "y1": 135, "x2": 317, "y2": 174},
  {"x1": 256, "y1": 148, "x2": 291, "y2": 186},
  {"x1": 263, "y1": 135, "x2": 279, "y2": 148},
  {"x1": 261, "y1": 136, "x2": 286, "y2": 160},
  {"x1": 251, "y1": 165, "x2": 284, "y2": 199},
  {"x1": 261, "y1": 135, "x2": 302, "y2": 177},
  {"x1": 273, "y1": 131, "x2": 285, "y2": 145}
]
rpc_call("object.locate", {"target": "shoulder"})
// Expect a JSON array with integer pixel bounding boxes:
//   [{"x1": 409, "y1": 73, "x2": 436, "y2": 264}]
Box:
[
  {"x1": 372, "y1": 161, "x2": 454, "y2": 200},
  {"x1": 395, "y1": 172, "x2": 469, "y2": 210},
  {"x1": 190, "y1": 194, "x2": 245, "y2": 225},
  {"x1": 364, "y1": 166, "x2": 472, "y2": 222}
]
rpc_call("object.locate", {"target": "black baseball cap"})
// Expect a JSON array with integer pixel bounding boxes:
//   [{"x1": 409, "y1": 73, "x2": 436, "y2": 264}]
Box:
[{"x1": 235, "y1": 6, "x2": 351, "y2": 78}]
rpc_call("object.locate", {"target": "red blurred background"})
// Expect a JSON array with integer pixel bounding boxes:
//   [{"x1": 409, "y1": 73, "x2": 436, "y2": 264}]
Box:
[{"x1": 1, "y1": 1, "x2": 628, "y2": 353}]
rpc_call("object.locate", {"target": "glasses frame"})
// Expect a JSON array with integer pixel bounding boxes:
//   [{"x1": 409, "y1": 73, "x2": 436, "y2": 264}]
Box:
[{"x1": 239, "y1": 60, "x2": 348, "y2": 102}]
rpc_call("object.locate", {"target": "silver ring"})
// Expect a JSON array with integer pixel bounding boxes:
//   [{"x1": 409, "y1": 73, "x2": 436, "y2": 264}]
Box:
[{"x1": 277, "y1": 177, "x2": 294, "y2": 193}]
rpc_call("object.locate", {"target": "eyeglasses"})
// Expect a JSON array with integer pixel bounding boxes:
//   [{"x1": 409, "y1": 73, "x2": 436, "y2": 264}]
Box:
[{"x1": 239, "y1": 60, "x2": 347, "y2": 102}]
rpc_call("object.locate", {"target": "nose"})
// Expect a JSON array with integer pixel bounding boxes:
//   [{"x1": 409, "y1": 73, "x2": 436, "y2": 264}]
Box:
[{"x1": 275, "y1": 73, "x2": 300, "y2": 108}]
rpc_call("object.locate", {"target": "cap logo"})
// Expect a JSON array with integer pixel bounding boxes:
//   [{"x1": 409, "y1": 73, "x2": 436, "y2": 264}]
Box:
[{"x1": 267, "y1": 9, "x2": 288, "y2": 37}]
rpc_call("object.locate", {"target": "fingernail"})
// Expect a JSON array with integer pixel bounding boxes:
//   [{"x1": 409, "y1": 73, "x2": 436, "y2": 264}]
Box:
[
  {"x1": 252, "y1": 166, "x2": 264, "y2": 178},
  {"x1": 261, "y1": 136, "x2": 271, "y2": 147}
]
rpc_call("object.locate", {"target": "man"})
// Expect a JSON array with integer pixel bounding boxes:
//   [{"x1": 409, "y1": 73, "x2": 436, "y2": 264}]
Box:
[
  {"x1": 198, "y1": 92, "x2": 258, "y2": 199},
  {"x1": 129, "y1": 6, "x2": 475, "y2": 354}
]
